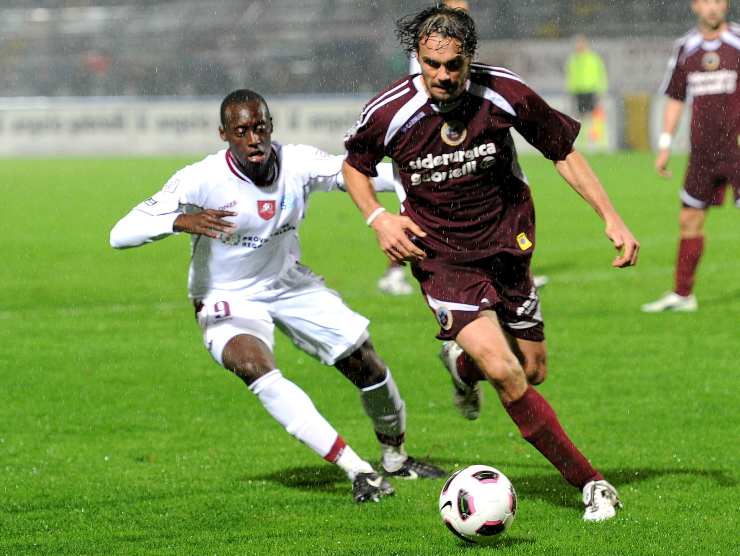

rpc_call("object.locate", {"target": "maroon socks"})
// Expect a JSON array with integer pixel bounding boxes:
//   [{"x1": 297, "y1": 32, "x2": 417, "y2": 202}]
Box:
[
  {"x1": 675, "y1": 236, "x2": 704, "y2": 296},
  {"x1": 504, "y1": 386, "x2": 601, "y2": 489}
]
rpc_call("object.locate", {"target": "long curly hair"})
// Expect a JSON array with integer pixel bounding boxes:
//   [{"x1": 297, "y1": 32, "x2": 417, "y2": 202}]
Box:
[{"x1": 395, "y1": 5, "x2": 477, "y2": 57}]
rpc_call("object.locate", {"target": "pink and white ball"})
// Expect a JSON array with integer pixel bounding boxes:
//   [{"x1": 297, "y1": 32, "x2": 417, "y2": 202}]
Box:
[{"x1": 439, "y1": 465, "x2": 517, "y2": 545}]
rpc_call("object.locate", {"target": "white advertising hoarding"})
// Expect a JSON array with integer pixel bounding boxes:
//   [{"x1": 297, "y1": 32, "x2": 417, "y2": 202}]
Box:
[{"x1": 0, "y1": 94, "x2": 618, "y2": 157}]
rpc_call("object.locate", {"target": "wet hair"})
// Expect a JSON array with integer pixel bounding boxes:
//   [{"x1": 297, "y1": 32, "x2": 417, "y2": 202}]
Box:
[
  {"x1": 396, "y1": 5, "x2": 477, "y2": 58},
  {"x1": 220, "y1": 89, "x2": 270, "y2": 126}
]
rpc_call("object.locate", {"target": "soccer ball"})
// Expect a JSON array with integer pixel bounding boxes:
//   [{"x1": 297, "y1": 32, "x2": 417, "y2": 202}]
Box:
[{"x1": 439, "y1": 464, "x2": 517, "y2": 545}]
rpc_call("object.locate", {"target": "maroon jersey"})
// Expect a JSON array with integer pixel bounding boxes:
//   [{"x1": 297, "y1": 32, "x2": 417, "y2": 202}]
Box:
[
  {"x1": 344, "y1": 63, "x2": 580, "y2": 263},
  {"x1": 662, "y1": 24, "x2": 740, "y2": 159}
]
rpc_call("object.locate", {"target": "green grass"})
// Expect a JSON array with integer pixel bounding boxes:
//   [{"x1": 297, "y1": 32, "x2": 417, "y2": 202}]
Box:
[{"x1": 1, "y1": 153, "x2": 738, "y2": 555}]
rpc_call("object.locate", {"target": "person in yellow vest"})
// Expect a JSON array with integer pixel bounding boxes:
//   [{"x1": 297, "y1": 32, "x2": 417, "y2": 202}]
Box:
[{"x1": 566, "y1": 35, "x2": 608, "y2": 147}]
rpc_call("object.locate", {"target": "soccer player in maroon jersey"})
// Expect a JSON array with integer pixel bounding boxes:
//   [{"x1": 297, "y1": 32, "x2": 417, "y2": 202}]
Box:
[
  {"x1": 644, "y1": 0, "x2": 740, "y2": 312},
  {"x1": 342, "y1": 5, "x2": 639, "y2": 521}
]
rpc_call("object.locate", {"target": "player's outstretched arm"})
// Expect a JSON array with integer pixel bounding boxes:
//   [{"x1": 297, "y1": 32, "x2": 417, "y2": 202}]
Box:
[
  {"x1": 654, "y1": 98, "x2": 685, "y2": 178},
  {"x1": 342, "y1": 161, "x2": 426, "y2": 264},
  {"x1": 110, "y1": 205, "x2": 236, "y2": 249},
  {"x1": 555, "y1": 150, "x2": 640, "y2": 268}
]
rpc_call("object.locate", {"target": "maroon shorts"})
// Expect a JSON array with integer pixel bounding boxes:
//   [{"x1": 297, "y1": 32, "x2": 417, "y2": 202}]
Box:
[
  {"x1": 411, "y1": 252, "x2": 544, "y2": 342},
  {"x1": 683, "y1": 157, "x2": 740, "y2": 209}
]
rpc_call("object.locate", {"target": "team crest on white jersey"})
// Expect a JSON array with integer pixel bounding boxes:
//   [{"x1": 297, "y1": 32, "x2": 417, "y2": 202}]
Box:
[
  {"x1": 441, "y1": 121, "x2": 468, "y2": 146},
  {"x1": 257, "y1": 200, "x2": 276, "y2": 220}
]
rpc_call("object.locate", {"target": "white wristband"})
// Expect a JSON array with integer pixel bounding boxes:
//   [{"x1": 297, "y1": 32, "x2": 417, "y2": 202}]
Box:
[
  {"x1": 658, "y1": 132, "x2": 673, "y2": 150},
  {"x1": 365, "y1": 207, "x2": 387, "y2": 227}
]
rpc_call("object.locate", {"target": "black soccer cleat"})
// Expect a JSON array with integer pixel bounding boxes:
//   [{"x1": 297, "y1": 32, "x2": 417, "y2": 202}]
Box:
[
  {"x1": 382, "y1": 456, "x2": 446, "y2": 480},
  {"x1": 352, "y1": 471, "x2": 395, "y2": 503}
]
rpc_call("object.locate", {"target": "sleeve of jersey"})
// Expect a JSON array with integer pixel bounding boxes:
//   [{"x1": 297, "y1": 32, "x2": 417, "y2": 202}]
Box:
[
  {"x1": 343, "y1": 109, "x2": 387, "y2": 178},
  {"x1": 661, "y1": 43, "x2": 687, "y2": 101},
  {"x1": 109, "y1": 170, "x2": 198, "y2": 249},
  {"x1": 301, "y1": 145, "x2": 399, "y2": 194},
  {"x1": 510, "y1": 81, "x2": 581, "y2": 162}
]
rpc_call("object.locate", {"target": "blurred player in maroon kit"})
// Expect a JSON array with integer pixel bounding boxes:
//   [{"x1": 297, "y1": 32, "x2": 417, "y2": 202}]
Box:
[
  {"x1": 342, "y1": 5, "x2": 639, "y2": 521},
  {"x1": 644, "y1": 0, "x2": 740, "y2": 312}
]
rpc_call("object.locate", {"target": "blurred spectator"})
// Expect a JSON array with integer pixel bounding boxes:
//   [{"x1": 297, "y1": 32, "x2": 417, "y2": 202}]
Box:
[{"x1": 565, "y1": 35, "x2": 608, "y2": 147}]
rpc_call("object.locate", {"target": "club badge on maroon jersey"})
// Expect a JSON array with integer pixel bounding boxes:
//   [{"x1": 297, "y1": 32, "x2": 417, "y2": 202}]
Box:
[
  {"x1": 516, "y1": 233, "x2": 533, "y2": 251},
  {"x1": 436, "y1": 305, "x2": 454, "y2": 331},
  {"x1": 257, "y1": 200, "x2": 276, "y2": 220},
  {"x1": 441, "y1": 121, "x2": 468, "y2": 146},
  {"x1": 702, "y1": 52, "x2": 721, "y2": 71}
]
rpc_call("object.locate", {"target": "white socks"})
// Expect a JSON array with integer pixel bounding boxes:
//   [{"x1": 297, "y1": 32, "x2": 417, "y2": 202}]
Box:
[
  {"x1": 335, "y1": 446, "x2": 374, "y2": 480},
  {"x1": 249, "y1": 369, "x2": 373, "y2": 479},
  {"x1": 249, "y1": 369, "x2": 339, "y2": 458},
  {"x1": 360, "y1": 369, "x2": 408, "y2": 472}
]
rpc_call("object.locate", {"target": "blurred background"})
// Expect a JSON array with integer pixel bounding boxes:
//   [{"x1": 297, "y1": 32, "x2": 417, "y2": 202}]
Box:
[{"x1": 1, "y1": 0, "x2": 737, "y2": 155}]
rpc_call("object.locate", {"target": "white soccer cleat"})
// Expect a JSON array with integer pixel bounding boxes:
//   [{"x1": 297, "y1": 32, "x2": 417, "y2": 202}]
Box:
[
  {"x1": 641, "y1": 291, "x2": 697, "y2": 313},
  {"x1": 582, "y1": 480, "x2": 622, "y2": 522},
  {"x1": 439, "y1": 341, "x2": 481, "y2": 420},
  {"x1": 533, "y1": 274, "x2": 549, "y2": 289},
  {"x1": 377, "y1": 267, "x2": 414, "y2": 296}
]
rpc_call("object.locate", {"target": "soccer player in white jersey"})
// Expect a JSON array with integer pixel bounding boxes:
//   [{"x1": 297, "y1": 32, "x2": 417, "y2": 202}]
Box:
[{"x1": 110, "y1": 89, "x2": 444, "y2": 503}]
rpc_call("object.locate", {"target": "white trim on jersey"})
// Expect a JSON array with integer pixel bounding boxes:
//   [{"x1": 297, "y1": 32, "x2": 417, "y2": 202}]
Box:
[
  {"x1": 467, "y1": 82, "x2": 517, "y2": 117},
  {"x1": 358, "y1": 86, "x2": 412, "y2": 130},
  {"x1": 471, "y1": 63, "x2": 525, "y2": 84},
  {"x1": 722, "y1": 30, "x2": 740, "y2": 51},
  {"x1": 659, "y1": 31, "x2": 700, "y2": 95},
  {"x1": 680, "y1": 188, "x2": 707, "y2": 209},
  {"x1": 384, "y1": 80, "x2": 429, "y2": 146},
  {"x1": 683, "y1": 32, "x2": 704, "y2": 58},
  {"x1": 425, "y1": 294, "x2": 479, "y2": 313},
  {"x1": 506, "y1": 319, "x2": 540, "y2": 330},
  {"x1": 360, "y1": 81, "x2": 411, "y2": 122}
]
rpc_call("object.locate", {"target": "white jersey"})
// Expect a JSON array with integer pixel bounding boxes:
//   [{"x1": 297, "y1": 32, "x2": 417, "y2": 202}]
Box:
[{"x1": 110, "y1": 143, "x2": 395, "y2": 299}]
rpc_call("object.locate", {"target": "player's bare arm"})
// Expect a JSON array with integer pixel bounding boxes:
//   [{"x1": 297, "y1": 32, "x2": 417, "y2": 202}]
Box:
[
  {"x1": 555, "y1": 149, "x2": 640, "y2": 267},
  {"x1": 173, "y1": 209, "x2": 237, "y2": 239},
  {"x1": 655, "y1": 98, "x2": 686, "y2": 178},
  {"x1": 342, "y1": 161, "x2": 427, "y2": 264}
]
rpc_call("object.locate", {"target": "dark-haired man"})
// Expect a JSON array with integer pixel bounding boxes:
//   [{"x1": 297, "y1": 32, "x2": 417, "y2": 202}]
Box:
[
  {"x1": 342, "y1": 6, "x2": 639, "y2": 520},
  {"x1": 644, "y1": 0, "x2": 740, "y2": 312},
  {"x1": 110, "y1": 89, "x2": 444, "y2": 504}
]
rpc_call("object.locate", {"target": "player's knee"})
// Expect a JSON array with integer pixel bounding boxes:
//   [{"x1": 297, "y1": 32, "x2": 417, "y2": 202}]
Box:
[
  {"x1": 335, "y1": 340, "x2": 387, "y2": 389},
  {"x1": 227, "y1": 357, "x2": 272, "y2": 386},
  {"x1": 524, "y1": 353, "x2": 548, "y2": 385},
  {"x1": 471, "y1": 348, "x2": 523, "y2": 387},
  {"x1": 679, "y1": 208, "x2": 705, "y2": 236}
]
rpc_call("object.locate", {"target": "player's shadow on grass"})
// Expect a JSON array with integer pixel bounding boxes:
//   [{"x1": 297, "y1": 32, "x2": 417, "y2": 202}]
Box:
[
  {"x1": 249, "y1": 462, "x2": 736, "y2": 507},
  {"x1": 248, "y1": 465, "x2": 351, "y2": 495},
  {"x1": 512, "y1": 466, "x2": 737, "y2": 509},
  {"x1": 248, "y1": 456, "x2": 547, "y2": 496}
]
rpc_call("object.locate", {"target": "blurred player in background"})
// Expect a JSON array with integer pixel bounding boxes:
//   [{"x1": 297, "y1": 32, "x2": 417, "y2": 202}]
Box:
[
  {"x1": 565, "y1": 34, "x2": 608, "y2": 150},
  {"x1": 110, "y1": 89, "x2": 444, "y2": 504},
  {"x1": 343, "y1": 5, "x2": 639, "y2": 521},
  {"x1": 644, "y1": 0, "x2": 739, "y2": 312},
  {"x1": 378, "y1": 0, "x2": 548, "y2": 294}
]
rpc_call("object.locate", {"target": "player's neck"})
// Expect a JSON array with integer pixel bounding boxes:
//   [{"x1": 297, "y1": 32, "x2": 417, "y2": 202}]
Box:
[
  {"x1": 233, "y1": 148, "x2": 277, "y2": 186},
  {"x1": 699, "y1": 20, "x2": 727, "y2": 40}
]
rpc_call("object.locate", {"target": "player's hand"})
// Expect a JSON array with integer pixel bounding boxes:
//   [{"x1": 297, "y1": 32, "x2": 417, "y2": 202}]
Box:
[
  {"x1": 174, "y1": 210, "x2": 237, "y2": 239},
  {"x1": 655, "y1": 149, "x2": 672, "y2": 178},
  {"x1": 605, "y1": 219, "x2": 640, "y2": 268},
  {"x1": 371, "y1": 211, "x2": 427, "y2": 264}
]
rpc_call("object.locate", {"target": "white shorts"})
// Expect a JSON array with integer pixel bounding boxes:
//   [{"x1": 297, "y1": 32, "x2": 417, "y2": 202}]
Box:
[{"x1": 195, "y1": 265, "x2": 369, "y2": 367}]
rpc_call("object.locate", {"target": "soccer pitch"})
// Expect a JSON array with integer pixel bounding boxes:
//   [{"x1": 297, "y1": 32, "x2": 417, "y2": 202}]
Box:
[{"x1": 1, "y1": 153, "x2": 738, "y2": 555}]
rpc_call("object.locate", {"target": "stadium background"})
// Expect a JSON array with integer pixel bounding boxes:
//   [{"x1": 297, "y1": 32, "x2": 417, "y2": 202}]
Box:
[
  {"x1": 2, "y1": 2, "x2": 739, "y2": 555},
  {"x1": 3, "y1": 0, "x2": 739, "y2": 156}
]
